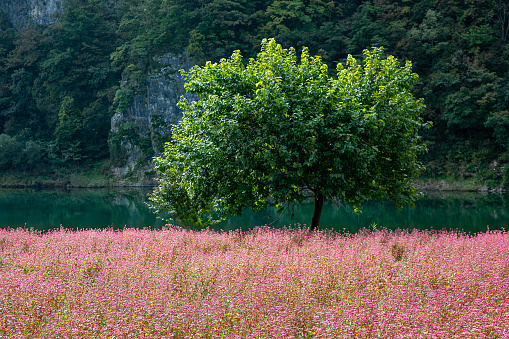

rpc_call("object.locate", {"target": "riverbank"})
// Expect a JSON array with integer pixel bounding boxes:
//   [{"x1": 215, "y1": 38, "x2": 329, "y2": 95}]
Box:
[
  {"x1": 414, "y1": 178, "x2": 508, "y2": 193},
  {"x1": 2, "y1": 173, "x2": 506, "y2": 192},
  {"x1": 1, "y1": 227, "x2": 507, "y2": 337},
  {"x1": 0, "y1": 171, "x2": 156, "y2": 189}
]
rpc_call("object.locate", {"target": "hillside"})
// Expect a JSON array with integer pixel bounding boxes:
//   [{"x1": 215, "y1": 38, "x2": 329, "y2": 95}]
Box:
[{"x1": 0, "y1": 0, "x2": 508, "y2": 187}]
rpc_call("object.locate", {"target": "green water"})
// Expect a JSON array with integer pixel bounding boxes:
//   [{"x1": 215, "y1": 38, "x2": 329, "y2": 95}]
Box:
[{"x1": 0, "y1": 188, "x2": 507, "y2": 233}]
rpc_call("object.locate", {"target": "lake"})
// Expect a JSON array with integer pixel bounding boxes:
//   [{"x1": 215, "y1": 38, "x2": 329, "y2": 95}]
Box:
[{"x1": 0, "y1": 188, "x2": 507, "y2": 233}]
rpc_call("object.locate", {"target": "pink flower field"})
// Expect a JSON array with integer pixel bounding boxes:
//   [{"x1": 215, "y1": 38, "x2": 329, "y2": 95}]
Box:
[{"x1": 0, "y1": 226, "x2": 508, "y2": 338}]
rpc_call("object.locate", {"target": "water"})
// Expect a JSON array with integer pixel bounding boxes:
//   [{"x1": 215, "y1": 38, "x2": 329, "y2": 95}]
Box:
[
  {"x1": 0, "y1": 188, "x2": 166, "y2": 231},
  {"x1": 0, "y1": 188, "x2": 507, "y2": 233}
]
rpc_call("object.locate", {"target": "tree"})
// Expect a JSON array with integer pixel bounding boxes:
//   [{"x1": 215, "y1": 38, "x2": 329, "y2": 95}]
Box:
[
  {"x1": 151, "y1": 39, "x2": 428, "y2": 230},
  {"x1": 0, "y1": 134, "x2": 23, "y2": 170},
  {"x1": 55, "y1": 96, "x2": 83, "y2": 163}
]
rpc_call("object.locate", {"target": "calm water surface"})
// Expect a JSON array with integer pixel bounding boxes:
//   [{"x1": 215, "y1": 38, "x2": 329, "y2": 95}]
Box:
[{"x1": 0, "y1": 188, "x2": 507, "y2": 233}]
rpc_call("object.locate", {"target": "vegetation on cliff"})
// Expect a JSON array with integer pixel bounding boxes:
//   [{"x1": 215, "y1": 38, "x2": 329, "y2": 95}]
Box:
[{"x1": 0, "y1": 0, "x2": 508, "y2": 186}]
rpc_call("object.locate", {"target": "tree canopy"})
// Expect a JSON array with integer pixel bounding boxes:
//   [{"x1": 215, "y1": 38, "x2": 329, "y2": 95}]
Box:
[{"x1": 150, "y1": 39, "x2": 429, "y2": 230}]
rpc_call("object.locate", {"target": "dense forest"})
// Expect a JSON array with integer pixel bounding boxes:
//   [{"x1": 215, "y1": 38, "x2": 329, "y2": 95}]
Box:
[{"x1": 0, "y1": 0, "x2": 508, "y2": 186}]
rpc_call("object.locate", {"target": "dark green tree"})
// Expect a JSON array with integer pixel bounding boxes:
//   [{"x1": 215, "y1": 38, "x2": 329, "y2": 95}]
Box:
[
  {"x1": 36, "y1": 0, "x2": 119, "y2": 161},
  {"x1": 258, "y1": 0, "x2": 347, "y2": 61},
  {"x1": 186, "y1": 0, "x2": 255, "y2": 62},
  {"x1": 0, "y1": 134, "x2": 23, "y2": 170},
  {"x1": 54, "y1": 96, "x2": 83, "y2": 163},
  {"x1": 0, "y1": 10, "x2": 15, "y2": 130},
  {"x1": 151, "y1": 39, "x2": 428, "y2": 230},
  {"x1": 1, "y1": 28, "x2": 44, "y2": 136}
]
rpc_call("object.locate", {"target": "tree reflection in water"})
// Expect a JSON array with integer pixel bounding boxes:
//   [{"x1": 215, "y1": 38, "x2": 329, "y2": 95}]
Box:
[{"x1": 0, "y1": 189, "x2": 507, "y2": 233}]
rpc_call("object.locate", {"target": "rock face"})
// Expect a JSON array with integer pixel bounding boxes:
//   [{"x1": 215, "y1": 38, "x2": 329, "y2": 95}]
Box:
[
  {"x1": 110, "y1": 54, "x2": 195, "y2": 181},
  {"x1": 1, "y1": 0, "x2": 194, "y2": 183},
  {"x1": 0, "y1": 0, "x2": 64, "y2": 30}
]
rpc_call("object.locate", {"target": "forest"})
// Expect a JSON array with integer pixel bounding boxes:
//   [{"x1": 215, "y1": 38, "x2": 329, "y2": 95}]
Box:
[{"x1": 0, "y1": 0, "x2": 508, "y2": 186}]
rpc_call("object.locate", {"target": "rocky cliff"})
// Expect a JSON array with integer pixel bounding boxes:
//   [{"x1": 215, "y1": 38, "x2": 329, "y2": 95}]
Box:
[
  {"x1": 0, "y1": 0, "x2": 64, "y2": 29},
  {"x1": 109, "y1": 54, "x2": 194, "y2": 182},
  {"x1": 1, "y1": 0, "x2": 192, "y2": 183}
]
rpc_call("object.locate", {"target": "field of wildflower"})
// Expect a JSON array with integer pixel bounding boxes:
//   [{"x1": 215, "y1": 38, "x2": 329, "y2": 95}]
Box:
[{"x1": 0, "y1": 226, "x2": 508, "y2": 338}]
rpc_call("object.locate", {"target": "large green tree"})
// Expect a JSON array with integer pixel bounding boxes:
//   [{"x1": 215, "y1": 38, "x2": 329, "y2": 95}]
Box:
[{"x1": 151, "y1": 39, "x2": 428, "y2": 230}]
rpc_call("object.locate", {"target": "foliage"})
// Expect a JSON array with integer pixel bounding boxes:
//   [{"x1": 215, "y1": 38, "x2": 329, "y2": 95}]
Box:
[
  {"x1": 503, "y1": 165, "x2": 509, "y2": 188},
  {"x1": 151, "y1": 39, "x2": 428, "y2": 229},
  {"x1": 485, "y1": 110, "x2": 509, "y2": 149},
  {"x1": 0, "y1": 134, "x2": 23, "y2": 170},
  {"x1": 0, "y1": 0, "x2": 508, "y2": 182},
  {"x1": 0, "y1": 0, "x2": 119, "y2": 171}
]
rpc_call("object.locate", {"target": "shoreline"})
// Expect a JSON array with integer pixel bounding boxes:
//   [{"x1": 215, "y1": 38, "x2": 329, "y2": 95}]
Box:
[
  {"x1": 0, "y1": 173, "x2": 157, "y2": 189},
  {"x1": 414, "y1": 178, "x2": 508, "y2": 193},
  {"x1": 1, "y1": 176, "x2": 507, "y2": 193}
]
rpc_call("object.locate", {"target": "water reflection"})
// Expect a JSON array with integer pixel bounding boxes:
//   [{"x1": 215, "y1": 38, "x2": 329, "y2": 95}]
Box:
[
  {"x1": 0, "y1": 188, "x2": 507, "y2": 233},
  {"x1": 0, "y1": 188, "x2": 166, "y2": 230},
  {"x1": 215, "y1": 192, "x2": 509, "y2": 233}
]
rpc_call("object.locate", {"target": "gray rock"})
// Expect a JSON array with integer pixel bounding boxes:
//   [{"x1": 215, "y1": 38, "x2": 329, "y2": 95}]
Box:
[
  {"x1": 110, "y1": 53, "x2": 196, "y2": 179},
  {"x1": 0, "y1": 0, "x2": 64, "y2": 30},
  {"x1": 0, "y1": 1, "x2": 195, "y2": 183}
]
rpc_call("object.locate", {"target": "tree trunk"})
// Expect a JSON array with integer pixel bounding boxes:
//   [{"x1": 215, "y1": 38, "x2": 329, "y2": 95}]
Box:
[{"x1": 310, "y1": 193, "x2": 324, "y2": 231}]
